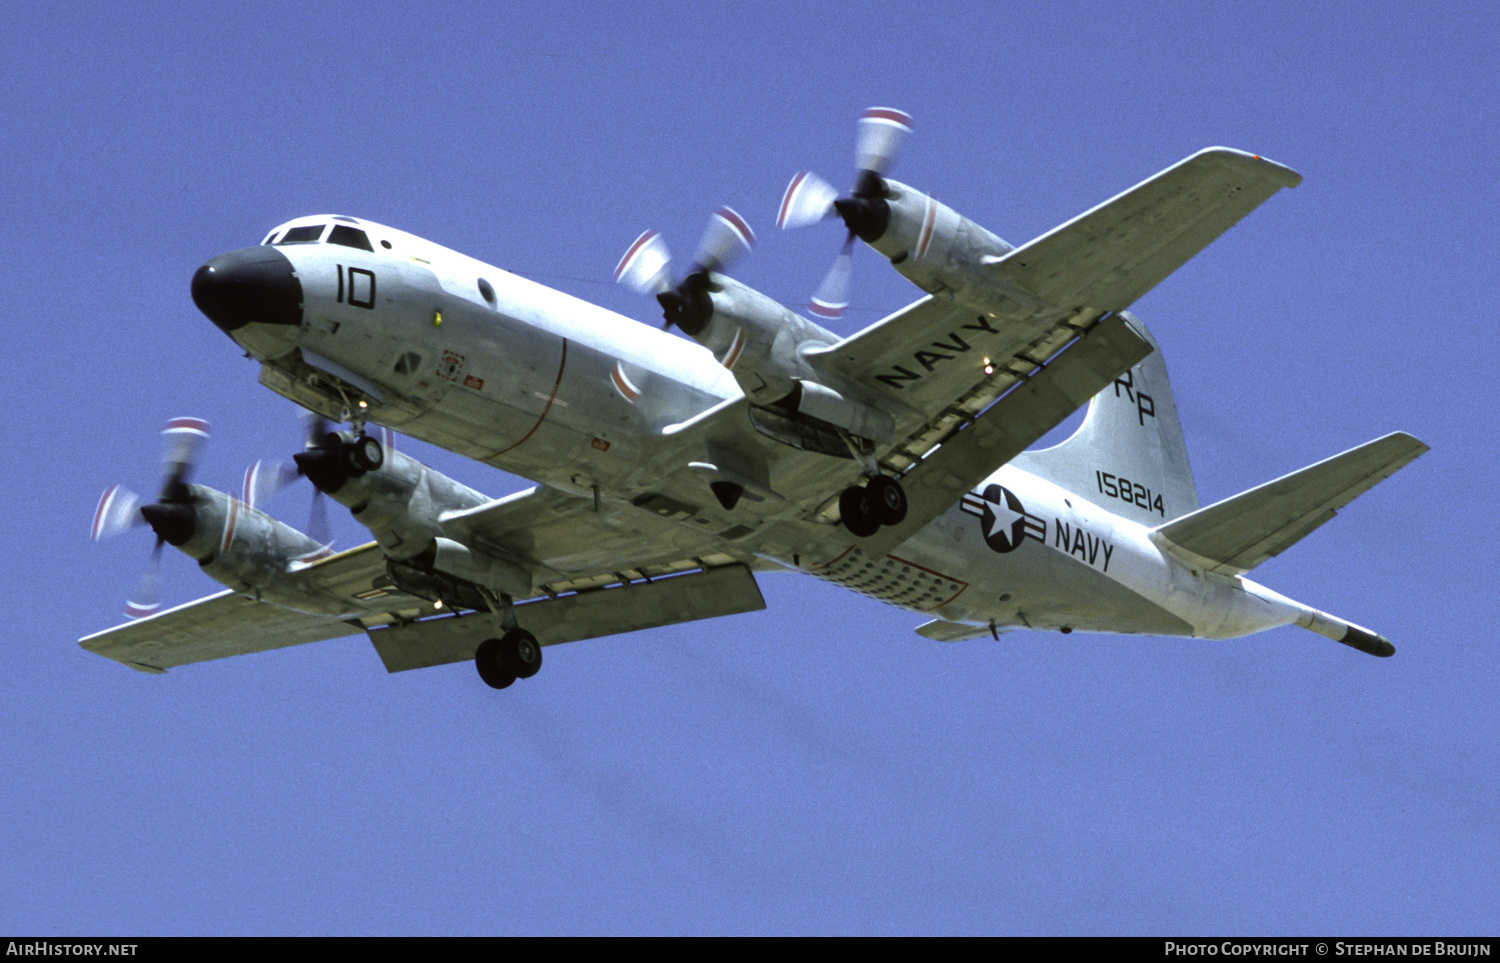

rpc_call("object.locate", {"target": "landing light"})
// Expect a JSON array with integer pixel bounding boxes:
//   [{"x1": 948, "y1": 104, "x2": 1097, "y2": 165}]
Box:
[{"x1": 982, "y1": 357, "x2": 994, "y2": 375}]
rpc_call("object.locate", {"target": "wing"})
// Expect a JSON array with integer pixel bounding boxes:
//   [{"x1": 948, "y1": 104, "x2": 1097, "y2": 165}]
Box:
[
  {"x1": 81, "y1": 486, "x2": 757, "y2": 674},
  {"x1": 807, "y1": 149, "x2": 1301, "y2": 417},
  {"x1": 679, "y1": 148, "x2": 1300, "y2": 545},
  {"x1": 79, "y1": 542, "x2": 436, "y2": 673}
]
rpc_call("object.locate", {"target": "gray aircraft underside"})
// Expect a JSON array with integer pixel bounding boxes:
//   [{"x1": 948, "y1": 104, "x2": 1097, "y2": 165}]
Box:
[{"x1": 83, "y1": 112, "x2": 1426, "y2": 689}]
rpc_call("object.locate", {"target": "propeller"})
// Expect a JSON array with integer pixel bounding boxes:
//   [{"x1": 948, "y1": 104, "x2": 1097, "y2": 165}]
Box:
[
  {"x1": 777, "y1": 107, "x2": 913, "y2": 320},
  {"x1": 91, "y1": 417, "x2": 210, "y2": 618},
  {"x1": 614, "y1": 207, "x2": 755, "y2": 336},
  {"x1": 245, "y1": 409, "x2": 333, "y2": 546},
  {"x1": 246, "y1": 410, "x2": 394, "y2": 550}
]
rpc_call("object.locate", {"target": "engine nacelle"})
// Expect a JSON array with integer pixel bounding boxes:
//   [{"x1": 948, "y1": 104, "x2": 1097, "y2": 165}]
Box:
[
  {"x1": 142, "y1": 484, "x2": 356, "y2": 616},
  {"x1": 858, "y1": 178, "x2": 1019, "y2": 311},
  {"x1": 690, "y1": 276, "x2": 836, "y2": 405},
  {"x1": 294, "y1": 434, "x2": 532, "y2": 600},
  {"x1": 683, "y1": 277, "x2": 896, "y2": 453}
]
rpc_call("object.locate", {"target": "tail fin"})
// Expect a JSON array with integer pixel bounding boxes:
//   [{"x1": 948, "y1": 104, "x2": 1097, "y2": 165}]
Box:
[{"x1": 1011, "y1": 312, "x2": 1199, "y2": 524}]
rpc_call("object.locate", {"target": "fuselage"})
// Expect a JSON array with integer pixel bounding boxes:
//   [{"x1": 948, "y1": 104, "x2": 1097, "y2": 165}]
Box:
[{"x1": 192, "y1": 214, "x2": 1307, "y2": 643}]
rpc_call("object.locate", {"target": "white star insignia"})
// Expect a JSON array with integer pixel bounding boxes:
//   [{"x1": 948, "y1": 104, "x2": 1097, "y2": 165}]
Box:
[{"x1": 985, "y1": 494, "x2": 1024, "y2": 543}]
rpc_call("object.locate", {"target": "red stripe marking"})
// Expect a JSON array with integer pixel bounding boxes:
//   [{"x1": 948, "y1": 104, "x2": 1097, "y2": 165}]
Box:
[
  {"x1": 165, "y1": 417, "x2": 209, "y2": 435},
  {"x1": 809, "y1": 299, "x2": 845, "y2": 320},
  {"x1": 722, "y1": 328, "x2": 747, "y2": 370},
  {"x1": 614, "y1": 230, "x2": 658, "y2": 281},
  {"x1": 778, "y1": 172, "x2": 808, "y2": 229},
  {"x1": 611, "y1": 362, "x2": 640, "y2": 401},
  {"x1": 861, "y1": 107, "x2": 913, "y2": 130},
  {"x1": 716, "y1": 207, "x2": 755, "y2": 248},
  {"x1": 917, "y1": 195, "x2": 937, "y2": 259},
  {"x1": 482, "y1": 339, "x2": 568, "y2": 459},
  {"x1": 92, "y1": 485, "x2": 118, "y2": 540},
  {"x1": 221, "y1": 498, "x2": 239, "y2": 557}
]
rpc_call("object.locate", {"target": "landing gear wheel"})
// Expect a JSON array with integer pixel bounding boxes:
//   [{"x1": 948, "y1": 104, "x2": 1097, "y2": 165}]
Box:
[
  {"x1": 839, "y1": 485, "x2": 880, "y2": 538},
  {"x1": 349, "y1": 435, "x2": 384, "y2": 474},
  {"x1": 866, "y1": 475, "x2": 908, "y2": 526},
  {"x1": 474, "y1": 637, "x2": 516, "y2": 689},
  {"x1": 504, "y1": 629, "x2": 543, "y2": 679}
]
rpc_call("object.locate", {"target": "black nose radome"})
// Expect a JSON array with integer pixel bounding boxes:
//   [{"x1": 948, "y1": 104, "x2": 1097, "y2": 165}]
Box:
[{"x1": 192, "y1": 246, "x2": 303, "y2": 333}]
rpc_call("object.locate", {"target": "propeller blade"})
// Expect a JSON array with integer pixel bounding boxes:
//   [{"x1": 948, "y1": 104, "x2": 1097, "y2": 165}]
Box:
[
  {"x1": 301, "y1": 409, "x2": 332, "y2": 450},
  {"x1": 124, "y1": 540, "x2": 164, "y2": 619},
  {"x1": 307, "y1": 489, "x2": 331, "y2": 548},
  {"x1": 693, "y1": 207, "x2": 755, "y2": 275},
  {"x1": 778, "y1": 171, "x2": 839, "y2": 230},
  {"x1": 808, "y1": 236, "x2": 855, "y2": 321},
  {"x1": 855, "y1": 107, "x2": 913, "y2": 177},
  {"x1": 158, "y1": 416, "x2": 209, "y2": 499},
  {"x1": 614, "y1": 230, "x2": 673, "y2": 295},
  {"x1": 91, "y1": 485, "x2": 143, "y2": 540},
  {"x1": 242, "y1": 459, "x2": 300, "y2": 510}
]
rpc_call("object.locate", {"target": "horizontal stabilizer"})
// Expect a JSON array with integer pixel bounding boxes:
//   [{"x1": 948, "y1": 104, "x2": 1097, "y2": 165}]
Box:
[
  {"x1": 1153, "y1": 432, "x2": 1428, "y2": 575},
  {"x1": 368, "y1": 564, "x2": 765, "y2": 673}
]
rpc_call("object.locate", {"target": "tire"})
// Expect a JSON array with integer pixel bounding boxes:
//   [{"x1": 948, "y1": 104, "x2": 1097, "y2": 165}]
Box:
[
  {"x1": 351, "y1": 435, "x2": 384, "y2": 473},
  {"x1": 505, "y1": 629, "x2": 543, "y2": 679},
  {"x1": 474, "y1": 637, "x2": 516, "y2": 689},
  {"x1": 866, "y1": 475, "x2": 908, "y2": 526},
  {"x1": 839, "y1": 485, "x2": 880, "y2": 538}
]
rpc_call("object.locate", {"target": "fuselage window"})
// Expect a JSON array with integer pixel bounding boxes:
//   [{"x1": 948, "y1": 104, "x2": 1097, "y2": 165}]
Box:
[
  {"x1": 277, "y1": 224, "x2": 327, "y2": 244},
  {"x1": 328, "y1": 225, "x2": 374, "y2": 252},
  {"x1": 477, "y1": 278, "x2": 496, "y2": 305}
]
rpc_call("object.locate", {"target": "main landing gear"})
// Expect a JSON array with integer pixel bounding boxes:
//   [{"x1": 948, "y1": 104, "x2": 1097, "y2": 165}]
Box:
[
  {"x1": 839, "y1": 475, "x2": 908, "y2": 538},
  {"x1": 474, "y1": 629, "x2": 543, "y2": 690}
]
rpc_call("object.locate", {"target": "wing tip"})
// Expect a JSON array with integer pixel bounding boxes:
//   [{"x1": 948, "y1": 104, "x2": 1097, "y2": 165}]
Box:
[{"x1": 1196, "y1": 146, "x2": 1304, "y2": 189}]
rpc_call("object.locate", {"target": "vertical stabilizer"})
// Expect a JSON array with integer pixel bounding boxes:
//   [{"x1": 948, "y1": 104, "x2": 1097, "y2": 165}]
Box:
[{"x1": 1011, "y1": 312, "x2": 1199, "y2": 524}]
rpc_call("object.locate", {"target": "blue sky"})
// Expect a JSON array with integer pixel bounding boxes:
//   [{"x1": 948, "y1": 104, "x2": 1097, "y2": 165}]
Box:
[{"x1": 3, "y1": 0, "x2": 1496, "y2": 935}]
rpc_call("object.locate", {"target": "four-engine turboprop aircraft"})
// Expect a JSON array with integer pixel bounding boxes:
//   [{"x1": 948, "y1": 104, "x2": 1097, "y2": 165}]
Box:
[{"x1": 83, "y1": 110, "x2": 1427, "y2": 690}]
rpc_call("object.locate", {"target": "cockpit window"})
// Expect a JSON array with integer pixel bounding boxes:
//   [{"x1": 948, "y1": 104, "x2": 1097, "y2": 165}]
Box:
[
  {"x1": 277, "y1": 224, "x2": 326, "y2": 244},
  {"x1": 261, "y1": 230, "x2": 279, "y2": 245},
  {"x1": 328, "y1": 225, "x2": 374, "y2": 252}
]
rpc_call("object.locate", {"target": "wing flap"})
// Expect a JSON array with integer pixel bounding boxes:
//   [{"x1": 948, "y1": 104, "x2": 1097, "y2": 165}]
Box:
[
  {"x1": 987, "y1": 148, "x2": 1302, "y2": 312},
  {"x1": 857, "y1": 314, "x2": 1152, "y2": 556},
  {"x1": 1152, "y1": 432, "x2": 1428, "y2": 575},
  {"x1": 368, "y1": 563, "x2": 766, "y2": 672},
  {"x1": 439, "y1": 484, "x2": 746, "y2": 592}
]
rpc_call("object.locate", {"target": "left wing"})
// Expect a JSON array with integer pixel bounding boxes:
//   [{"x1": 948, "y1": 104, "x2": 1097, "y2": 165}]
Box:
[
  {"x1": 81, "y1": 485, "x2": 756, "y2": 674},
  {"x1": 80, "y1": 542, "x2": 432, "y2": 673}
]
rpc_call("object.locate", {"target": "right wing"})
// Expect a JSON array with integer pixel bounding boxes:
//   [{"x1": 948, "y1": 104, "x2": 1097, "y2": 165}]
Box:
[
  {"x1": 985, "y1": 147, "x2": 1303, "y2": 312},
  {"x1": 779, "y1": 148, "x2": 1299, "y2": 538}
]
